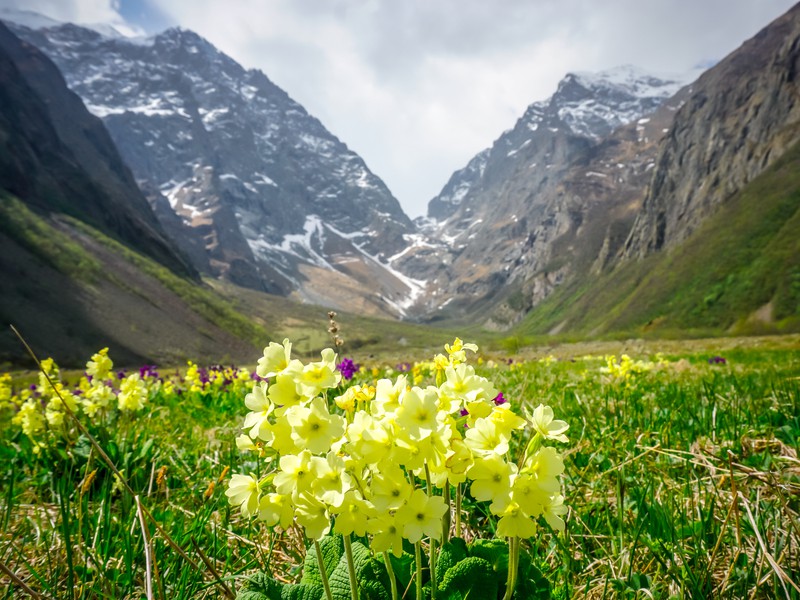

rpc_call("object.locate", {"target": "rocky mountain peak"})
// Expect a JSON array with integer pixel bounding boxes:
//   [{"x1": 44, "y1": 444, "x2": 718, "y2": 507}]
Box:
[{"x1": 7, "y1": 13, "x2": 418, "y2": 317}]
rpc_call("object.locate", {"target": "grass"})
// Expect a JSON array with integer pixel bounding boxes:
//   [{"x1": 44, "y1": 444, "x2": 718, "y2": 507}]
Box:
[{"x1": 1, "y1": 337, "x2": 798, "y2": 598}]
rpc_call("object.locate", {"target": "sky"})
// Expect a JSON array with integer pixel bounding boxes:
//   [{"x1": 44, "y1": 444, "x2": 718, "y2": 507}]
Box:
[{"x1": 1, "y1": 0, "x2": 797, "y2": 217}]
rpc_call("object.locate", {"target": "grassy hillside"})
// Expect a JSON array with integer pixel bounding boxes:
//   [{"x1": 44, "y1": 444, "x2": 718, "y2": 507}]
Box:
[
  {"x1": 0, "y1": 194, "x2": 469, "y2": 368},
  {"x1": 516, "y1": 139, "x2": 800, "y2": 338}
]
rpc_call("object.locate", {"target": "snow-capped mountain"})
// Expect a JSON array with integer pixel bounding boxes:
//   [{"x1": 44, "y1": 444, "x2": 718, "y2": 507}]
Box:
[
  {"x1": 395, "y1": 65, "x2": 698, "y2": 323},
  {"x1": 425, "y1": 65, "x2": 693, "y2": 223},
  {"x1": 6, "y1": 15, "x2": 420, "y2": 317}
]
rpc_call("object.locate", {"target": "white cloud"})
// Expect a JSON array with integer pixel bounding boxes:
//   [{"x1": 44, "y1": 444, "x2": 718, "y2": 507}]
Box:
[
  {"x1": 2, "y1": 0, "x2": 796, "y2": 217},
  {"x1": 0, "y1": 0, "x2": 142, "y2": 35}
]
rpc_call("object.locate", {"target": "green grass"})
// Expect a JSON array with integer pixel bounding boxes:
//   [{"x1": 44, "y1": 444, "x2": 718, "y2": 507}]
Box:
[
  {"x1": 517, "y1": 140, "x2": 800, "y2": 338},
  {"x1": 0, "y1": 195, "x2": 103, "y2": 283},
  {"x1": 1, "y1": 338, "x2": 798, "y2": 598}
]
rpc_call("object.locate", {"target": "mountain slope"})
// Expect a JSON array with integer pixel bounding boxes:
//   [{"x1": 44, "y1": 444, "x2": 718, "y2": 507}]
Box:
[
  {"x1": 7, "y1": 18, "x2": 420, "y2": 317},
  {"x1": 513, "y1": 6, "x2": 800, "y2": 337},
  {"x1": 397, "y1": 66, "x2": 693, "y2": 324},
  {"x1": 0, "y1": 21, "x2": 192, "y2": 277},
  {"x1": 0, "y1": 22, "x2": 264, "y2": 366},
  {"x1": 516, "y1": 139, "x2": 800, "y2": 336},
  {"x1": 623, "y1": 3, "x2": 800, "y2": 259}
]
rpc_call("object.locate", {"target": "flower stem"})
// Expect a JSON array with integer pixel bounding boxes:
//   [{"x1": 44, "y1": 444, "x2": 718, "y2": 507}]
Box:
[
  {"x1": 455, "y1": 484, "x2": 462, "y2": 536},
  {"x1": 343, "y1": 534, "x2": 359, "y2": 600},
  {"x1": 442, "y1": 485, "x2": 452, "y2": 543},
  {"x1": 502, "y1": 537, "x2": 519, "y2": 600},
  {"x1": 429, "y1": 538, "x2": 438, "y2": 600},
  {"x1": 415, "y1": 542, "x2": 423, "y2": 600},
  {"x1": 314, "y1": 539, "x2": 334, "y2": 600},
  {"x1": 383, "y1": 551, "x2": 399, "y2": 600}
]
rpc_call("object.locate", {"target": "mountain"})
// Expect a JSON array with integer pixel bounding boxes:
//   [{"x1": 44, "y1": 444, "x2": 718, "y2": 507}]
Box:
[
  {"x1": 622, "y1": 4, "x2": 800, "y2": 260},
  {"x1": 6, "y1": 17, "x2": 421, "y2": 318},
  {"x1": 515, "y1": 5, "x2": 800, "y2": 336},
  {"x1": 0, "y1": 21, "x2": 192, "y2": 278},
  {"x1": 0, "y1": 21, "x2": 263, "y2": 366},
  {"x1": 397, "y1": 65, "x2": 695, "y2": 325}
]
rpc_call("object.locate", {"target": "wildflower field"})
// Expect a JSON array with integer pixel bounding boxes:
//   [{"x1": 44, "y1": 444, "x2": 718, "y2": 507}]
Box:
[{"x1": 0, "y1": 334, "x2": 798, "y2": 599}]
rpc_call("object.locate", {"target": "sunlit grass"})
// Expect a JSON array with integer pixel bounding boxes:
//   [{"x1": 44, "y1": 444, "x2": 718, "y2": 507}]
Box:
[{"x1": 1, "y1": 340, "x2": 798, "y2": 598}]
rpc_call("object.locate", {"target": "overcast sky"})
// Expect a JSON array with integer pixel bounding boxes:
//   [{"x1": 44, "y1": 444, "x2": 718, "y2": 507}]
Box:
[{"x1": 2, "y1": 0, "x2": 797, "y2": 217}]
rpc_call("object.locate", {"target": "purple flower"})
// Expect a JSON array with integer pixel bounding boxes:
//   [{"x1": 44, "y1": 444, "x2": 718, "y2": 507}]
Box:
[
  {"x1": 116, "y1": 370, "x2": 127, "y2": 380},
  {"x1": 139, "y1": 365, "x2": 160, "y2": 379},
  {"x1": 460, "y1": 408, "x2": 469, "y2": 417},
  {"x1": 493, "y1": 392, "x2": 507, "y2": 406},
  {"x1": 396, "y1": 362, "x2": 412, "y2": 373},
  {"x1": 337, "y1": 358, "x2": 359, "y2": 381},
  {"x1": 708, "y1": 356, "x2": 727, "y2": 365}
]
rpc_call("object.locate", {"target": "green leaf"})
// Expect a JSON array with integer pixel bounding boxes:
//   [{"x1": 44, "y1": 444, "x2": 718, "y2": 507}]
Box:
[
  {"x1": 387, "y1": 551, "x2": 415, "y2": 598},
  {"x1": 438, "y1": 556, "x2": 497, "y2": 599},
  {"x1": 436, "y1": 538, "x2": 468, "y2": 583},
  {"x1": 301, "y1": 535, "x2": 344, "y2": 588},
  {"x1": 235, "y1": 571, "x2": 323, "y2": 600},
  {"x1": 236, "y1": 571, "x2": 284, "y2": 600},
  {"x1": 512, "y1": 559, "x2": 550, "y2": 600},
  {"x1": 468, "y1": 538, "x2": 509, "y2": 579},
  {"x1": 328, "y1": 539, "x2": 391, "y2": 600}
]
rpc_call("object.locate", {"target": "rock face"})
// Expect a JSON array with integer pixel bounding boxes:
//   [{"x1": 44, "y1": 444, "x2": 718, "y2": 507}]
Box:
[
  {"x1": 623, "y1": 4, "x2": 800, "y2": 260},
  {"x1": 8, "y1": 18, "x2": 420, "y2": 317},
  {"x1": 0, "y1": 22, "x2": 263, "y2": 366},
  {"x1": 397, "y1": 66, "x2": 694, "y2": 325},
  {"x1": 0, "y1": 21, "x2": 193, "y2": 277}
]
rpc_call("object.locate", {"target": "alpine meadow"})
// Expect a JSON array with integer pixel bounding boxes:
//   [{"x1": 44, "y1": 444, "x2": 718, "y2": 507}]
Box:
[{"x1": 1, "y1": 3, "x2": 799, "y2": 599}]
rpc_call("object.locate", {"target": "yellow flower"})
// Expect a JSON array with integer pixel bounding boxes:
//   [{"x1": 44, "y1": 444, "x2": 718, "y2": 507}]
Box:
[
  {"x1": 395, "y1": 488, "x2": 447, "y2": 543},
  {"x1": 297, "y1": 349, "x2": 341, "y2": 397},
  {"x1": 496, "y1": 501, "x2": 537, "y2": 539},
  {"x1": 347, "y1": 412, "x2": 392, "y2": 465},
  {"x1": 13, "y1": 400, "x2": 45, "y2": 437},
  {"x1": 530, "y1": 404, "x2": 569, "y2": 443},
  {"x1": 467, "y1": 454, "x2": 516, "y2": 507},
  {"x1": 372, "y1": 376, "x2": 407, "y2": 416},
  {"x1": 369, "y1": 466, "x2": 412, "y2": 511},
  {"x1": 395, "y1": 386, "x2": 441, "y2": 441},
  {"x1": 285, "y1": 397, "x2": 345, "y2": 454},
  {"x1": 444, "y1": 337, "x2": 478, "y2": 365},
  {"x1": 256, "y1": 338, "x2": 293, "y2": 379},
  {"x1": 368, "y1": 512, "x2": 406, "y2": 558},
  {"x1": 313, "y1": 451, "x2": 353, "y2": 508},
  {"x1": 521, "y1": 446, "x2": 564, "y2": 494},
  {"x1": 242, "y1": 382, "x2": 274, "y2": 442},
  {"x1": 274, "y1": 450, "x2": 324, "y2": 495},
  {"x1": 294, "y1": 492, "x2": 330, "y2": 540},
  {"x1": 464, "y1": 417, "x2": 510, "y2": 457},
  {"x1": 118, "y1": 374, "x2": 147, "y2": 412},
  {"x1": 542, "y1": 494, "x2": 567, "y2": 532},
  {"x1": 267, "y1": 371, "x2": 305, "y2": 414},
  {"x1": 225, "y1": 473, "x2": 261, "y2": 517},
  {"x1": 258, "y1": 493, "x2": 295, "y2": 529},
  {"x1": 86, "y1": 348, "x2": 113, "y2": 380},
  {"x1": 332, "y1": 491, "x2": 375, "y2": 537}
]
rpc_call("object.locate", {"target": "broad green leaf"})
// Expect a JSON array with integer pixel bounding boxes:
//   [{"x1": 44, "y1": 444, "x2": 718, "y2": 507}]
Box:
[
  {"x1": 301, "y1": 535, "x2": 344, "y2": 588},
  {"x1": 235, "y1": 571, "x2": 324, "y2": 600},
  {"x1": 328, "y1": 539, "x2": 391, "y2": 600},
  {"x1": 436, "y1": 538, "x2": 468, "y2": 583},
  {"x1": 468, "y1": 538, "x2": 509, "y2": 579},
  {"x1": 438, "y1": 556, "x2": 497, "y2": 598}
]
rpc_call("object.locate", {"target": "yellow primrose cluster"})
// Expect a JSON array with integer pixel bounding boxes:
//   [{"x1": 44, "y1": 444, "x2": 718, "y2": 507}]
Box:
[
  {"x1": 227, "y1": 338, "x2": 569, "y2": 555},
  {"x1": 182, "y1": 361, "x2": 252, "y2": 394},
  {"x1": 7, "y1": 349, "x2": 156, "y2": 450},
  {"x1": 599, "y1": 354, "x2": 657, "y2": 380}
]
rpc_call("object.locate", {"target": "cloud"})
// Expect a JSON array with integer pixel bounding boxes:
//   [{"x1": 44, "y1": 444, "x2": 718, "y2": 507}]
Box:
[
  {"x1": 142, "y1": 0, "x2": 797, "y2": 217},
  {"x1": 0, "y1": 0, "x2": 143, "y2": 35},
  {"x1": 3, "y1": 0, "x2": 796, "y2": 216}
]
